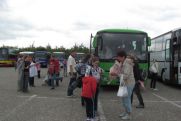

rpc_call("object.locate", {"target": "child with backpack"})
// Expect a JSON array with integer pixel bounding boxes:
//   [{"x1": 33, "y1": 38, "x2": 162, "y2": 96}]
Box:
[
  {"x1": 91, "y1": 57, "x2": 104, "y2": 117},
  {"x1": 48, "y1": 55, "x2": 60, "y2": 89},
  {"x1": 82, "y1": 72, "x2": 97, "y2": 121}
]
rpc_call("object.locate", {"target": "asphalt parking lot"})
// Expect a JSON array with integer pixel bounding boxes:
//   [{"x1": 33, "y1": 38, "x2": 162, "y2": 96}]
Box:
[{"x1": 0, "y1": 67, "x2": 181, "y2": 121}]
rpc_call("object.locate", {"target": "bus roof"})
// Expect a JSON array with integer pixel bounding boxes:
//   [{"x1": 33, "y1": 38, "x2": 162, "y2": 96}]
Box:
[
  {"x1": 19, "y1": 51, "x2": 34, "y2": 54},
  {"x1": 76, "y1": 52, "x2": 85, "y2": 55},
  {"x1": 53, "y1": 52, "x2": 65, "y2": 54},
  {"x1": 19, "y1": 51, "x2": 34, "y2": 55},
  {"x1": 97, "y1": 29, "x2": 147, "y2": 34},
  {"x1": 152, "y1": 28, "x2": 181, "y2": 40}
]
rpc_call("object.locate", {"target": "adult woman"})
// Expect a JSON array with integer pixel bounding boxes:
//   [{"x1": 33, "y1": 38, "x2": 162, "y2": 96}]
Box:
[
  {"x1": 150, "y1": 59, "x2": 159, "y2": 90},
  {"x1": 111, "y1": 51, "x2": 135, "y2": 120}
]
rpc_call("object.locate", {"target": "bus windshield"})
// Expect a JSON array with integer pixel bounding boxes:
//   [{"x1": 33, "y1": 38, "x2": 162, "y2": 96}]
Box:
[
  {"x1": 35, "y1": 53, "x2": 46, "y2": 58},
  {"x1": 98, "y1": 33, "x2": 147, "y2": 60},
  {"x1": 53, "y1": 53, "x2": 65, "y2": 60},
  {"x1": 0, "y1": 48, "x2": 8, "y2": 60}
]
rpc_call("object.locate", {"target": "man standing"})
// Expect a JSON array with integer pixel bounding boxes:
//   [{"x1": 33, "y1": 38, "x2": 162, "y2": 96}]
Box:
[{"x1": 67, "y1": 51, "x2": 77, "y2": 97}]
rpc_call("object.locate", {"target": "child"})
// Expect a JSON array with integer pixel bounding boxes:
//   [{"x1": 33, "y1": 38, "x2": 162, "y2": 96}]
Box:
[
  {"x1": 36, "y1": 61, "x2": 41, "y2": 78},
  {"x1": 59, "y1": 62, "x2": 64, "y2": 82},
  {"x1": 91, "y1": 57, "x2": 104, "y2": 117},
  {"x1": 29, "y1": 57, "x2": 37, "y2": 87},
  {"x1": 82, "y1": 73, "x2": 97, "y2": 121},
  {"x1": 48, "y1": 56, "x2": 60, "y2": 89}
]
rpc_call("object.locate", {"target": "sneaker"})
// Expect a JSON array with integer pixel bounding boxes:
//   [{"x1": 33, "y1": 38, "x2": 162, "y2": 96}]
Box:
[
  {"x1": 153, "y1": 88, "x2": 158, "y2": 91},
  {"x1": 95, "y1": 111, "x2": 99, "y2": 116},
  {"x1": 86, "y1": 118, "x2": 91, "y2": 121},
  {"x1": 94, "y1": 116, "x2": 100, "y2": 121},
  {"x1": 66, "y1": 94, "x2": 76, "y2": 98},
  {"x1": 90, "y1": 118, "x2": 96, "y2": 121},
  {"x1": 121, "y1": 114, "x2": 131, "y2": 120},
  {"x1": 50, "y1": 87, "x2": 55, "y2": 90},
  {"x1": 119, "y1": 112, "x2": 127, "y2": 117},
  {"x1": 136, "y1": 104, "x2": 144, "y2": 108}
]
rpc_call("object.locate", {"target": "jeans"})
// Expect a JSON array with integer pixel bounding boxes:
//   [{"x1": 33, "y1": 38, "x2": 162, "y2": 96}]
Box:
[
  {"x1": 94, "y1": 84, "x2": 99, "y2": 112},
  {"x1": 131, "y1": 82, "x2": 144, "y2": 106},
  {"x1": 29, "y1": 77, "x2": 34, "y2": 86},
  {"x1": 50, "y1": 74, "x2": 56, "y2": 88},
  {"x1": 122, "y1": 84, "x2": 134, "y2": 113},
  {"x1": 67, "y1": 73, "x2": 77, "y2": 96},
  {"x1": 84, "y1": 97, "x2": 94, "y2": 118},
  {"x1": 38, "y1": 70, "x2": 40, "y2": 78},
  {"x1": 150, "y1": 73, "x2": 157, "y2": 88}
]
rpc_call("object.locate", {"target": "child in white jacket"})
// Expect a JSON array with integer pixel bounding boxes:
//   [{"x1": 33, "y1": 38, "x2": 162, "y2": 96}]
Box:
[{"x1": 29, "y1": 59, "x2": 37, "y2": 87}]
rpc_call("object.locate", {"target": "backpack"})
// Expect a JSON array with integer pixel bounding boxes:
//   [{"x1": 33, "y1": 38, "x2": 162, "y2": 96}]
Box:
[
  {"x1": 48, "y1": 59, "x2": 60, "y2": 74},
  {"x1": 75, "y1": 63, "x2": 87, "y2": 76},
  {"x1": 54, "y1": 59, "x2": 60, "y2": 73},
  {"x1": 48, "y1": 59, "x2": 55, "y2": 74}
]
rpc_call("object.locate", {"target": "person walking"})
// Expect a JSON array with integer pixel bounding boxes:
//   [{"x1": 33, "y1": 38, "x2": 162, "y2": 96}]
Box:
[
  {"x1": 67, "y1": 51, "x2": 77, "y2": 97},
  {"x1": 111, "y1": 50, "x2": 135, "y2": 120},
  {"x1": 129, "y1": 55, "x2": 145, "y2": 108},
  {"x1": 149, "y1": 59, "x2": 159, "y2": 90}
]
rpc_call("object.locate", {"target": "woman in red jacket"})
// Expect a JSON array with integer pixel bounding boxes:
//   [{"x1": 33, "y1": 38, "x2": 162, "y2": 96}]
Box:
[{"x1": 81, "y1": 75, "x2": 97, "y2": 121}]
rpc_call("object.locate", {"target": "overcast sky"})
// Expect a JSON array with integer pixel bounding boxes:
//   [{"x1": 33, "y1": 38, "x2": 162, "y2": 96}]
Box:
[{"x1": 0, "y1": 0, "x2": 181, "y2": 48}]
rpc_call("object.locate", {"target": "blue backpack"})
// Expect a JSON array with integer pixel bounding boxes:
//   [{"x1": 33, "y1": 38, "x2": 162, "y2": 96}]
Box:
[{"x1": 75, "y1": 63, "x2": 87, "y2": 76}]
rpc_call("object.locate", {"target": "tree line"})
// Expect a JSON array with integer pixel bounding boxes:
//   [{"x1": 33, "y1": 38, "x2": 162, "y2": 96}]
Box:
[{"x1": 1, "y1": 43, "x2": 90, "y2": 58}]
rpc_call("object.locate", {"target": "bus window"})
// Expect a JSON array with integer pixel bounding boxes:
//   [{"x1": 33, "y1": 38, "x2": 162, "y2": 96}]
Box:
[{"x1": 165, "y1": 39, "x2": 170, "y2": 60}]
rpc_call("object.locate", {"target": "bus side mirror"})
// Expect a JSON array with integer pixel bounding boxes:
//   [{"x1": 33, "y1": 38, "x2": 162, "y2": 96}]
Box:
[{"x1": 148, "y1": 37, "x2": 151, "y2": 46}]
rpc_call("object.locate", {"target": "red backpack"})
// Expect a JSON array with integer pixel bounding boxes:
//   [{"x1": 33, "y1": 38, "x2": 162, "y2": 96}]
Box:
[
  {"x1": 54, "y1": 59, "x2": 60, "y2": 73},
  {"x1": 48, "y1": 58, "x2": 60, "y2": 74},
  {"x1": 48, "y1": 59, "x2": 55, "y2": 74}
]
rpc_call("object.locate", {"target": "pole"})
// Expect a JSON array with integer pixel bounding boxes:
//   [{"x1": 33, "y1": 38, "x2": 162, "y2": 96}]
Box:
[{"x1": 90, "y1": 33, "x2": 93, "y2": 54}]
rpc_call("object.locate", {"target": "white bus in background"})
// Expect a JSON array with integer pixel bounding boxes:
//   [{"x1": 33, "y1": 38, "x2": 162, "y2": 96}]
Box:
[
  {"x1": 76, "y1": 52, "x2": 85, "y2": 63},
  {"x1": 19, "y1": 51, "x2": 34, "y2": 57},
  {"x1": 52, "y1": 52, "x2": 65, "y2": 62},
  {"x1": 149, "y1": 28, "x2": 181, "y2": 85}
]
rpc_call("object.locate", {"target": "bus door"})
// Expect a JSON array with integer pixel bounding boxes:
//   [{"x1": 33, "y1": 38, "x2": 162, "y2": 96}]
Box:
[
  {"x1": 177, "y1": 35, "x2": 181, "y2": 84},
  {"x1": 163, "y1": 39, "x2": 171, "y2": 82},
  {"x1": 172, "y1": 43, "x2": 179, "y2": 83}
]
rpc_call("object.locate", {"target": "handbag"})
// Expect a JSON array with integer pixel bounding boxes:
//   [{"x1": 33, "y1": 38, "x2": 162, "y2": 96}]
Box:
[
  {"x1": 117, "y1": 74, "x2": 128, "y2": 97},
  {"x1": 117, "y1": 85, "x2": 128, "y2": 97},
  {"x1": 149, "y1": 63, "x2": 157, "y2": 73}
]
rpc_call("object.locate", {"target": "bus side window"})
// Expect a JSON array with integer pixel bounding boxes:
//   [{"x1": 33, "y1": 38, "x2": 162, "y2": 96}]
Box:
[{"x1": 165, "y1": 39, "x2": 170, "y2": 61}]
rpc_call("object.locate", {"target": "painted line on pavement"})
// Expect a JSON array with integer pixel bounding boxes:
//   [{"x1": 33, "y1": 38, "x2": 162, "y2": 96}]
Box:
[
  {"x1": 98, "y1": 100, "x2": 107, "y2": 121},
  {"x1": 109, "y1": 99, "x2": 181, "y2": 103},
  {"x1": 1, "y1": 95, "x2": 37, "y2": 121},
  {"x1": 18, "y1": 95, "x2": 79, "y2": 100},
  {"x1": 153, "y1": 93, "x2": 181, "y2": 109}
]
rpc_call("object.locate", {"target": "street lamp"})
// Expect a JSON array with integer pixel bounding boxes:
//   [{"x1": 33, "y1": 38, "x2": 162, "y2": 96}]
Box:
[{"x1": 89, "y1": 33, "x2": 93, "y2": 54}]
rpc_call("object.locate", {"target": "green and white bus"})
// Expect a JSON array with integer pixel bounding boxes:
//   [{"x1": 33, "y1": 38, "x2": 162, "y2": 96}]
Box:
[
  {"x1": 149, "y1": 28, "x2": 181, "y2": 85},
  {"x1": 91, "y1": 29, "x2": 151, "y2": 85}
]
